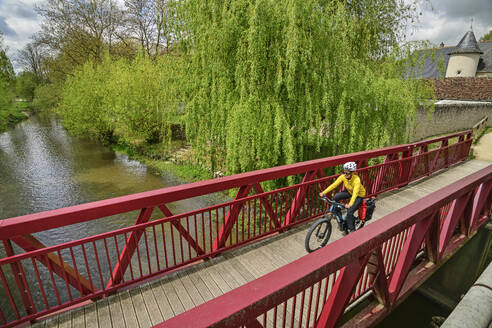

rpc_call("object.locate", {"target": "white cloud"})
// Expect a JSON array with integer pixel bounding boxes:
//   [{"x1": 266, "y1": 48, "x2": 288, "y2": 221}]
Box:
[
  {"x1": 0, "y1": 0, "x2": 43, "y2": 71},
  {"x1": 2, "y1": 0, "x2": 492, "y2": 72},
  {"x1": 407, "y1": 0, "x2": 492, "y2": 47}
]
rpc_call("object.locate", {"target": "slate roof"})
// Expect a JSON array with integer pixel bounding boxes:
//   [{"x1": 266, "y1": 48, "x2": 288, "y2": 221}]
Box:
[
  {"x1": 409, "y1": 40, "x2": 492, "y2": 79},
  {"x1": 449, "y1": 31, "x2": 483, "y2": 55}
]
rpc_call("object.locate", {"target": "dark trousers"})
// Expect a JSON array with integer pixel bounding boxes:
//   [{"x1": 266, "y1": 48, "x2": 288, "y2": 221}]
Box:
[{"x1": 333, "y1": 191, "x2": 363, "y2": 231}]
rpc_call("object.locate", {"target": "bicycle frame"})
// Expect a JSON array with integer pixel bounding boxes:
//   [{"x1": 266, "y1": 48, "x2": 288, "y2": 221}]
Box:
[
  {"x1": 323, "y1": 198, "x2": 346, "y2": 226},
  {"x1": 324, "y1": 197, "x2": 367, "y2": 231}
]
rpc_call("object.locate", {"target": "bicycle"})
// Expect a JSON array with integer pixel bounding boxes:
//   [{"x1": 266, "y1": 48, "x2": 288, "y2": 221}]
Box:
[{"x1": 304, "y1": 196, "x2": 375, "y2": 253}]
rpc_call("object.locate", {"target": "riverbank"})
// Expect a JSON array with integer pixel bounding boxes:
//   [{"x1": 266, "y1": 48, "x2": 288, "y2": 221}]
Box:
[
  {"x1": 111, "y1": 142, "x2": 214, "y2": 185},
  {"x1": 0, "y1": 101, "x2": 32, "y2": 133}
]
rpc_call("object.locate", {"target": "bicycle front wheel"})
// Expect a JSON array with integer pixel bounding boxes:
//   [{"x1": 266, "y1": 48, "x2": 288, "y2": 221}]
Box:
[{"x1": 305, "y1": 216, "x2": 333, "y2": 253}]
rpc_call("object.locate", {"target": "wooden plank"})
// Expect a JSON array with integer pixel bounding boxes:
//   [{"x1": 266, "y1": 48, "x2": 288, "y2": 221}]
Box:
[
  {"x1": 222, "y1": 255, "x2": 257, "y2": 283},
  {"x1": 43, "y1": 315, "x2": 59, "y2": 328},
  {"x1": 148, "y1": 279, "x2": 175, "y2": 321},
  {"x1": 96, "y1": 298, "x2": 112, "y2": 328},
  {"x1": 140, "y1": 283, "x2": 164, "y2": 326},
  {"x1": 176, "y1": 271, "x2": 206, "y2": 307},
  {"x1": 272, "y1": 234, "x2": 307, "y2": 260},
  {"x1": 168, "y1": 276, "x2": 195, "y2": 312},
  {"x1": 71, "y1": 306, "x2": 85, "y2": 328},
  {"x1": 84, "y1": 303, "x2": 98, "y2": 328},
  {"x1": 159, "y1": 276, "x2": 186, "y2": 316},
  {"x1": 233, "y1": 253, "x2": 267, "y2": 279},
  {"x1": 219, "y1": 257, "x2": 251, "y2": 285},
  {"x1": 190, "y1": 265, "x2": 223, "y2": 298},
  {"x1": 129, "y1": 287, "x2": 153, "y2": 328},
  {"x1": 203, "y1": 264, "x2": 234, "y2": 294},
  {"x1": 119, "y1": 291, "x2": 138, "y2": 328},
  {"x1": 241, "y1": 249, "x2": 277, "y2": 277},
  {"x1": 107, "y1": 294, "x2": 125, "y2": 328},
  {"x1": 214, "y1": 263, "x2": 242, "y2": 290},
  {"x1": 57, "y1": 311, "x2": 71, "y2": 328},
  {"x1": 184, "y1": 266, "x2": 215, "y2": 303},
  {"x1": 258, "y1": 247, "x2": 289, "y2": 269}
]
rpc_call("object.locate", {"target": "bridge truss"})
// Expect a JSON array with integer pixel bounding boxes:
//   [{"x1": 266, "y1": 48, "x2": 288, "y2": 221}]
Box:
[{"x1": 0, "y1": 130, "x2": 485, "y2": 327}]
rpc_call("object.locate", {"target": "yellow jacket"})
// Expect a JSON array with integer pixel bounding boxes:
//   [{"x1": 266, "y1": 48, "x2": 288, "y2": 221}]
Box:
[{"x1": 321, "y1": 174, "x2": 366, "y2": 206}]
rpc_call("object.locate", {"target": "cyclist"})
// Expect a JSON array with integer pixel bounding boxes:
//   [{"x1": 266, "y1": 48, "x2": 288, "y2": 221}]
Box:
[{"x1": 318, "y1": 161, "x2": 366, "y2": 234}]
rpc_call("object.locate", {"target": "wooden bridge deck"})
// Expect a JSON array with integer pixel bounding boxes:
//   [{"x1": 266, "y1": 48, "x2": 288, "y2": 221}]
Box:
[{"x1": 32, "y1": 159, "x2": 491, "y2": 328}]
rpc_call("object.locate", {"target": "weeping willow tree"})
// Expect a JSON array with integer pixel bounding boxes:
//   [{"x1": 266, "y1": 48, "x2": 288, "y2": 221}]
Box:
[
  {"x1": 58, "y1": 52, "x2": 186, "y2": 146},
  {"x1": 180, "y1": 0, "x2": 433, "y2": 176}
]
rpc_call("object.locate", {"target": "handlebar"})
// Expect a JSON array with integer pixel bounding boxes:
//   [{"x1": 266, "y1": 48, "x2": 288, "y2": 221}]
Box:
[{"x1": 320, "y1": 196, "x2": 346, "y2": 210}]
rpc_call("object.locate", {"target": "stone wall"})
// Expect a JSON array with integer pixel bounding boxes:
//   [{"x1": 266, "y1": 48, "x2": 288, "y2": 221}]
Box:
[{"x1": 409, "y1": 101, "x2": 492, "y2": 141}]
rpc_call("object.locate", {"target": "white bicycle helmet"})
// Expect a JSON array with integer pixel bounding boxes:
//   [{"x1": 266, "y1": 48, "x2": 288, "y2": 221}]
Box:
[{"x1": 343, "y1": 161, "x2": 357, "y2": 172}]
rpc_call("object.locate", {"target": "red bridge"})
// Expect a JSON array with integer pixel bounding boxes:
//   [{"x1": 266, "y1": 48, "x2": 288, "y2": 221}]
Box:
[{"x1": 0, "y1": 130, "x2": 491, "y2": 328}]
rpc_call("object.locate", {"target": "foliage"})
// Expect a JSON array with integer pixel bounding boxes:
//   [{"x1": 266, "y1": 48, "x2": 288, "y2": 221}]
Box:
[
  {"x1": 16, "y1": 72, "x2": 39, "y2": 101},
  {"x1": 181, "y1": 0, "x2": 433, "y2": 180},
  {"x1": 480, "y1": 29, "x2": 492, "y2": 42},
  {"x1": 0, "y1": 77, "x2": 14, "y2": 110},
  {"x1": 0, "y1": 48, "x2": 14, "y2": 84},
  {"x1": 0, "y1": 33, "x2": 28, "y2": 132},
  {"x1": 58, "y1": 52, "x2": 186, "y2": 146},
  {"x1": 0, "y1": 32, "x2": 15, "y2": 110},
  {"x1": 32, "y1": 83, "x2": 61, "y2": 111},
  {"x1": 0, "y1": 107, "x2": 28, "y2": 133},
  {"x1": 50, "y1": 0, "x2": 434, "y2": 186}
]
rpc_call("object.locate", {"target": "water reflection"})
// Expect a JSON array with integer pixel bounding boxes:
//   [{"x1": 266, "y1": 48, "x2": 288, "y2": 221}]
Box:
[
  {"x1": 0, "y1": 115, "x2": 230, "y2": 322},
  {"x1": 0, "y1": 115, "x2": 225, "y2": 248}
]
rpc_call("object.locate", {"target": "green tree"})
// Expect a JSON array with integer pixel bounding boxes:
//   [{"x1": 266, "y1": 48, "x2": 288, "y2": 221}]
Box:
[
  {"x1": 16, "y1": 71, "x2": 38, "y2": 101},
  {"x1": 480, "y1": 30, "x2": 492, "y2": 42},
  {"x1": 181, "y1": 0, "x2": 432, "y2": 177},
  {"x1": 0, "y1": 32, "x2": 15, "y2": 109},
  {"x1": 54, "y1": 0, "x2": 433, "y2": 184},
  {"x1": 58, "y1": 52, "x2": 185, "y2": 146},
  {"x1": 0, "y1": 33, "x2": 14, "y2": 83}
]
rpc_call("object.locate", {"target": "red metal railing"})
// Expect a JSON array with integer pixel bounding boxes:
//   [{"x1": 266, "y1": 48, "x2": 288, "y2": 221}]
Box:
[
  {"x1": 0, "y1": 130, "x2": 473, "y2": 327},
  {"x1": 156, "y1": 165, "x2": 492, "y2": 328}
]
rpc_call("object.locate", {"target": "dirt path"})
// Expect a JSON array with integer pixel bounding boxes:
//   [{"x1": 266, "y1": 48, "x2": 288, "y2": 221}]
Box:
[{"x1": 473, "y1": 132, "x2": 492, "y2": 162}]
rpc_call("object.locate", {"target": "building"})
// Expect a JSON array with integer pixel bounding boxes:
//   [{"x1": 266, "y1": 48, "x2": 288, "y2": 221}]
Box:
[
  {"x1": 413, "y1": 30, "x2": 492, "y2": 79},
  {"x1": 407, "y1": 29, "x2": 492, "y2": 141}
]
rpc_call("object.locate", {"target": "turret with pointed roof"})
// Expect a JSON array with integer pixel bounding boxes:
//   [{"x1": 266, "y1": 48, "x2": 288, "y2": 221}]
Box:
[
  {"x1": 445, "y1": 30, "x2": 483, "y2": 77},
  {"x1": 448, "y1": 30, "x2": 483, "y2": 55}
]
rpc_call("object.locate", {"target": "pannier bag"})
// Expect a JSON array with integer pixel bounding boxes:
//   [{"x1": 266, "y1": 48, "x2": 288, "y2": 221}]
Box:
[
  {"x1": 358, "y1": 196, "x2": 376, "y2": 222},
  {"x1": 358, "y1": 201, "x2": 367, "y2": 221}
]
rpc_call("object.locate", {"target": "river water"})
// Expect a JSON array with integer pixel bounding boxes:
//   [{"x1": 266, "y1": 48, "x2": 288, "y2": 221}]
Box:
[
  {"x1": 0, "y1": 115, "x2": 222, "y2": 238},
  {"x1": 0, "y1": 115, "x2": 231, "y2": 320}
]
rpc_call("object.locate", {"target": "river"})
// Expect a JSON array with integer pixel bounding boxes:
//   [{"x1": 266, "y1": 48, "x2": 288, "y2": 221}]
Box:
[{"x1": 0, "y1": 115, "x2": 223, "y2": 238}]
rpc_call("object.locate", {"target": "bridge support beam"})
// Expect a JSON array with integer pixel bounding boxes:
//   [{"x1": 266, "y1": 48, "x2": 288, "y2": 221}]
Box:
[
  {"x1": 315, "y1": 254, "x2": 371, "y2": 328},
  {"x1": 441, "y1": 260, "x2": 492, "y2": 328},
  {"x1": 345, "y1": 218, "x2": 492, "y2": 328}
]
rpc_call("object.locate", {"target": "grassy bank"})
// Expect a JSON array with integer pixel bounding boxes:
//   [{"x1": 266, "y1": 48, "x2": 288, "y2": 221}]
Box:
[
  {"x1": 111, "y1": 142, "x2": 214, "y2": 185},
  {"x1": 0, "y1": 101, "x2": 32, "y2": 133}
]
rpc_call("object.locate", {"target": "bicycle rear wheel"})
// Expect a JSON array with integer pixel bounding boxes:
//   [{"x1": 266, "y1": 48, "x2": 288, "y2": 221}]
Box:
[{"x1": 305, "y1": 216, "x2": 333, "y2": 253}]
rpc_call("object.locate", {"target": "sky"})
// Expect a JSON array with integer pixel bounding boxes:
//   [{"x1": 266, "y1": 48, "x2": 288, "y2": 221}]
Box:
[{"x1": 1, "y1": 0, "x2": 491, "y2": 72}]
